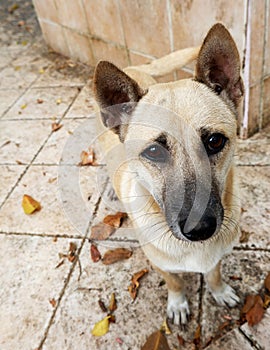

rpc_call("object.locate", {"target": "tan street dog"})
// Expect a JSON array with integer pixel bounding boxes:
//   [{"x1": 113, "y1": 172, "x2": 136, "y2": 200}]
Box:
[{"x1": 93, "y1": 23, "x2": 244, "y2": 325}]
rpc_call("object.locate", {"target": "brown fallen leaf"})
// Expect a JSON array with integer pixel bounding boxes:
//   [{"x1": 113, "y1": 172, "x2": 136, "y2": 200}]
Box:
[
  {"x1": 98, "y1": 299, "x2": 107, "y2": 313},
  {"x1": 37, "y1": 98, "x2": 44, "y2": 104},
  {"x1": 90, "y1": 212, "x2": 127, "y2": 240},
  {"x1": 90, "y1": 243, "x2": 101, "y2": 262},
  {"x1": 109, "y1": 292, "x2": 117, "y2": 312},
  {"x1": 193, "y1": 325, "x2": 201, "y2": 347},
  {"x1": 22, "y1": 194, "x2": 41, "y2": 214},
  {"x1": 79, "y1": 148, "x2": 97, "y2": 166},
  {"x1": 128, "y1": 268, "x2": 148, "y2": 301},
  {"x1": 102, "y1": 248, "x2": 132, "y2": 265},
  {"x1": 52, "y1": 122, "x2": 63, "y2": 132},
  {"x1": 264, "y1": 294, "x2": 270, "y2": 308},
  {"x1": 242, "y1": 294, "x2": 265, "y2": 327},
  {"x1": 90, "y1": 222, "x2": 115, "y2": 240},
  {"x1": 177, "y1": 334, "x2": 185, "y2": 346},
  {"x1": 239, "y1": 229, "x2": 251, "y2": 243},
  {"x1": 141, "y1": 330, "x2": 170, "y2": 350},
  {"x1": 264, "y1": 272, "x2": 270, "y2": 293},
  {"x1": 49, "y1": 298, "x2": 57, "y2": 308},
  {"x1": 103, "y1": 212, "x2": 127, "y2": 228},
  {"x1": 67, "y1": 242, "x2": 77, "y2": 262},
  {"x1": 229, "y1": 275, "x2": 242, "y2": 281}
]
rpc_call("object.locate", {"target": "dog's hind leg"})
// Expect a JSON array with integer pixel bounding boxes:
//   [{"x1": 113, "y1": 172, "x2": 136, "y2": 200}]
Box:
[
  {"x1": 154, "y1": 266, "x2": 190, "y2": 325},
  {"x1": 205, "y1": 261, "x2": 240, "y2": 307}
]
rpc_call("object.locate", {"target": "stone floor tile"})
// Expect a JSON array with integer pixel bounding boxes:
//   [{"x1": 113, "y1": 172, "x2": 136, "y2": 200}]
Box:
[
  {"x1": 201, "y1": 250, "x2": 270, "y2": 346},
  {"x1": 240, "y1": 308, "x2": 270, "y2": 350},
  {"x1": 204, "y1": 328, "x2": 253, "y2": 350},
  {"x1": 33, "y1": 68, "x2": 87, "y2": 88},
  {"x1": 0, "y1": 165, "x2": 26, "y2": 206},
  {"x1": 0, "y1": 89, "x2": 24, "y2": 118},
  {"x1": 0, "y1": 234, "x2": 79, "y2": 350},
  {"x1": 42, "y1": 242, "x2": 201, "y2": 350},
  {"x1": 64, "y1": 84, "x2": 96, "y2": 119},
  {"x1": 3, "y1": 86, "x2": 80, "y2": 120},
  {"x1": 236, "y1": 124, "x2": 270, "y2": 166},
  {"x1": 34, "y1": 117, "x2": 97, "y2": 165},
  {"x1": 0, "y1": 65, "x2": 37, "y2": 90},
  {"x1": 238, "y1": 166, "x2": 270, "y2": 249},
  {"x1": 0, "y1": 165, "x2": 101, "y2": 237},
  {"x1": 0, "y1": 120, "x2": 51, "y2": 164}
]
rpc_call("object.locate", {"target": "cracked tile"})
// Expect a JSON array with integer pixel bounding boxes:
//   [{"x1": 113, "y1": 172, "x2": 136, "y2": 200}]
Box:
[
  {"x1": 3, "y1": 86, "x2": 79, "y2": 120},
  {"x1": 0, "y1": 165, "x2": 26, "y2": 206},
  {"x1": 0, "y1": 120, "x2": 51, "y2": 164},
  {"x1": 0, "y1": 235, "x2": 79, "y2": 350},
  {"x1": 0, "y1": 165, "x2": 102, "y2": 237},
  {"x1": 42, "y1": 242, "x2": 200, "y2": 350},
  {"x1": 238, "y1": 166, "x2": 270, "y2": 249},
  {"x1": 201, "y1": 250, "x2": 270, "y2": 346}
]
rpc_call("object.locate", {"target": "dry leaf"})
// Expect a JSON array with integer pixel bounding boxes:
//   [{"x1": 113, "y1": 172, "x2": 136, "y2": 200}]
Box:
[
  {"x1": 141, "y1": 330, "x2": 170, "y2": 350},
  {"x1": 177, "y1": 334, "x2": 185, "y2": 346},
  {"x1": 264, "y1": 272, "x2": 270, "y2": 293},
  {"x1": 56, "y1": 98, "x2": 62, "y2": 105},
  {"x1": 239, "y1": 230, "x2": 251, "y2": 243},
  {"x1": 8, "y1": 3, "x2": 19, "y2": 13},
  {"x1": 39, "y1": 68, "x2": 44, "y2": 74},
  {"x1": 37, "y1": 98, "x2": 44, "y2": 104},
  {"x1": 242, "y1": 295, "x2": 265, "y2": 327},
  {"x1": 91, "y1": 315, "x2": 111, "y2": 337},
  {"x1": 109, "y1": 293, "x2": 117, "y2": 312},
  {"x1": 68, "y1": 242, "x2": 77, "y2": 262},
  {"x1": 51, "y1": 122, "x2": 63, "y2": 132},
  {"x1": 90, "y1": 243, "x2": 101, "y2": 263},
  {"x1": 20, "y1": 103, "x2": 27, "y2": 110},
  {"x1": 103, "y1": 212, "x2": 127, "y2": 228},
  {"x1": 160, "y1": 319, "x2": 171, "y2": 335},
  {"x1": 102, "y1": 248, "x2": 132, "y2": 265},
  {"x1": 229, "y1": 275, "x2": 242, "y2": 281},
  {"x1": 128, "y1": 268, "x2": 148, "y2": 301},
  {"x1": 98, "y1": 299, "x2": 107, "y2": 313},
  {"x1": 79, "y1": 148, "x2": 96, "y2": 166},
  {"x1": 49, "y1": 298, "x2": 57, "y2": 307},
  {"x1": 246, "y1": 296, "x2": 265, "y2": 326},
  {"x1": 116, "y1": 338, "x2": 123, "y2": 345},
  {"x1": 22, "y1": 194, "x2": 41, "y2": 214},
  {"x1": 193, "y1": 325, "x2": 201, "y2": 347},
  {"x1": 90, "y1": 223, "x2": 115, "y2": 240},
  {"x1": 264, "y1": 294, "x2": 270, "y2": 308}
]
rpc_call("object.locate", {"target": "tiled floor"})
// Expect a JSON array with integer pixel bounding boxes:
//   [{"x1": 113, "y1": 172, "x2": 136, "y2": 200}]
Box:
[{"x1": 0, "y1": 2, "x2": 270, "y2": 350}]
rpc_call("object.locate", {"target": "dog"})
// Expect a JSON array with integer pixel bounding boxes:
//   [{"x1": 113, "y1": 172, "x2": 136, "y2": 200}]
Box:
[{"x1": 93, "y1": 23, "x2": 244, "y2": 325}]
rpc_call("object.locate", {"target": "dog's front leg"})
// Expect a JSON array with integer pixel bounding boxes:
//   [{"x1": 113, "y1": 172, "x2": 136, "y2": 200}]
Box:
[
  {"x1": 154, "y1": 266, "x2": 190, "y2": 325},
  {"x1": 205, "y1": 261, "x2": 240, "y2": 307}
]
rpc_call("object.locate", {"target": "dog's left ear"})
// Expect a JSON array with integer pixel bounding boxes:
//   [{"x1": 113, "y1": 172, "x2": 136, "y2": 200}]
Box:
[
  {"x1": 195, "y1": 23, "x2": 244, "y2": 107},
  {"x1": 93, "y1": 61, "x2": 145, "y2": 140}
]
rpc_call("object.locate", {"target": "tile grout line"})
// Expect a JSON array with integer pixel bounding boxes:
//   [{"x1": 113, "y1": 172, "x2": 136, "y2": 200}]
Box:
[
  {"x1": 0, "y1": 84, "x2": 83, "y2": 211},
  {"x1": 37, "y1": 177, "x2": 109, "y2": 349},
  {"x1": 238, "y1": 327, "x2": 261, "y2": 349}
]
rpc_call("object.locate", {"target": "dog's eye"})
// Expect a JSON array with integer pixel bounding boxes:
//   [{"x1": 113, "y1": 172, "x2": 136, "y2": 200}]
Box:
[
  {"x1": 214, "y1": 84, "x2": 223, "y2": 95},
  {"x1": 141, "y1": 144, "x2": 169, "y2": 163},
  {"x1": 205, "y1": 133, "x2": 227, "y2": 155}
]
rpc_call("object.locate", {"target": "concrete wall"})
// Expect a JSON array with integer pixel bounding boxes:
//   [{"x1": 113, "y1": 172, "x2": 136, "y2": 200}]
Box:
[{"x1": 33, "y1": 0, "x2": 270, "y2": 138}]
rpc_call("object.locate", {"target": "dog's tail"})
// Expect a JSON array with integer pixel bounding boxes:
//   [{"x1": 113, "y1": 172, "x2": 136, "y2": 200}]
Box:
[{"x1": 127, "y1": 46, "x2": 200, "y2": 77}]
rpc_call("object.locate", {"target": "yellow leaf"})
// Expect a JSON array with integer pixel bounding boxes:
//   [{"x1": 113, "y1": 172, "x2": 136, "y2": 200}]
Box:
[
  {"x1": 39, "y1": 68, "x2": 45, "y2": 74},
  {"x1": 56, "y1": 98, "x2": 62, "y2": 105},
  {"x1": 21, "y1": 103, "x2": 27, "y2": 110},
  {"x1": 21, "y1": 40, "x2": 28, "y2": 46},
  {"x1": 91, "y1": 316, "x2": 111, "y2": 337},
  {"x1": 22, "y1": 194, "x2": 41, "y2": 214}
]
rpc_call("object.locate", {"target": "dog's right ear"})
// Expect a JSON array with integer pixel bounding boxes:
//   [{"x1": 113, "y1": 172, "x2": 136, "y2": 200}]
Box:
[
  {"x1": 93, "y1": 61, "x2": 145, "y2": 140},
  {"x1": 195, "y1": 23, "x2": 244, "y2": 108}
]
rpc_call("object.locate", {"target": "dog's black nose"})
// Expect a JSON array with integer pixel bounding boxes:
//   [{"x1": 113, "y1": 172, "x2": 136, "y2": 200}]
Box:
[{"x1": 179, "y1": 213, "x2": 217, "y2": 241}]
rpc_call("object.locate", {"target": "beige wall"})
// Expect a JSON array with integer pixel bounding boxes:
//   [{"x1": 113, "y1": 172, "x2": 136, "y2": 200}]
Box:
[{"x1": 33, "y1": 0, "x2": 270, "y2": 138}]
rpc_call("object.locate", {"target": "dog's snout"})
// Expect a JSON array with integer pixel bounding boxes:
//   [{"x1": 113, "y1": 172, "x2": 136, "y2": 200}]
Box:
[{"x1": 179, "y1": 213, "x2": 217, "y2": 241}]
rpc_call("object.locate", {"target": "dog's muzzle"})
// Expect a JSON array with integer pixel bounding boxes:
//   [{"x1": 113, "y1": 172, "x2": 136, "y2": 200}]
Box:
[{"x1": 178, "y1": 208, "x2": 219, "y2": 241}]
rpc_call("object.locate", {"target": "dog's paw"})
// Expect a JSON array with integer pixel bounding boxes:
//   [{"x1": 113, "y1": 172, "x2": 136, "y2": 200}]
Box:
[
  {"x1": 167, "y1": 291, "x2": 190, "y2": 325},
  {"x1": 211, "y1": 283, "x2": 240, "y2": 307}
]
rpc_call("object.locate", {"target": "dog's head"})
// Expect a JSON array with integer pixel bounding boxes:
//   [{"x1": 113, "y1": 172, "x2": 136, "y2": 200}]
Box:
[{"x1": 93, "y1": 24, "x2": 244, "y2": 243}]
